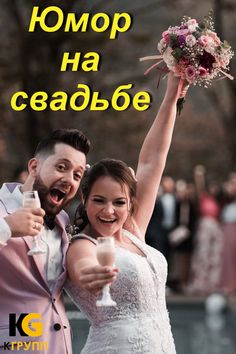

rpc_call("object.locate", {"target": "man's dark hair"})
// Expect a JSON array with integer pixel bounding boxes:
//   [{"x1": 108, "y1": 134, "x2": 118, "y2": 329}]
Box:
[{"x1": 35, "y1": 129, "x2": 90, "y2": 157}]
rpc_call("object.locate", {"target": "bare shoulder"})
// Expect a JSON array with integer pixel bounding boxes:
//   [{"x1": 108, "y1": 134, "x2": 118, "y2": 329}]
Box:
[
  {"x1": 67, "y1": 237, "x2": 97, "y2": 259},
  {"x1": 71, "y1": 233, "x2": 97, "y2": 245}
]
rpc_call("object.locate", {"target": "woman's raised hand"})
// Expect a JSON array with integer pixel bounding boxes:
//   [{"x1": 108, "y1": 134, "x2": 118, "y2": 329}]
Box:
[{"x1": 166, "y1": 72, "x2": 190, "y2": 100}]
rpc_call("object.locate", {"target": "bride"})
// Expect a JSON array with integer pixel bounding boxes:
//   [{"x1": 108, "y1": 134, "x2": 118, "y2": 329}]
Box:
[{"x1": 66, "y1": 73, "x2": 188, "y2": 353}]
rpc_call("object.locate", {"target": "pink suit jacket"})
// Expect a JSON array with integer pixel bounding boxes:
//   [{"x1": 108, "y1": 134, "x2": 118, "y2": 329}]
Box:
[{"x1": 0, "y1": 183, "x2": 72, "y2": 354}]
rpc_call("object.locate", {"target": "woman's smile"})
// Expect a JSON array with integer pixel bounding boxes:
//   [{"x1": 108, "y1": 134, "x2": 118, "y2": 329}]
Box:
[{"x1": 86, "y1": 176, "x2": 130, "y2": 237}]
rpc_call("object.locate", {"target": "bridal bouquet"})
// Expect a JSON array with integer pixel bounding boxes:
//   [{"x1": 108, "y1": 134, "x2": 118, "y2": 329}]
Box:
[{"x1": 140, "y1": 12, "x2": 234, "y2": 113}]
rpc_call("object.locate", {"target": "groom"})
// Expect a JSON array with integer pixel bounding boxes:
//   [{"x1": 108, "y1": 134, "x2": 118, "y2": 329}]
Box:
[{"x1": 0, "y1": 129, "x2": 116, "y2": 353}]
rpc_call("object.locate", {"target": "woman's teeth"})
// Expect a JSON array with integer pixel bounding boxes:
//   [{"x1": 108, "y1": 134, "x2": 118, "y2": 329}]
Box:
[{"x1": 99, "y1": 217, "x2": 116, "y2": 223}]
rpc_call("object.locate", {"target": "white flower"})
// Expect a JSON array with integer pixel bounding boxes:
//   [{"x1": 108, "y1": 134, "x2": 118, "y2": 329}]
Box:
[
  {"x1": 157, "y1": 38, "x2": 166, "y2": 53},
  {"x1": 163, "y1": 47, "x2": 176, "y2": 68},
  {"x1": 187, "y1": 19, "x2": 198, "y2": 33},
  {"x1": 186, "y1": 34, "x2": 197, "y2": 47}
]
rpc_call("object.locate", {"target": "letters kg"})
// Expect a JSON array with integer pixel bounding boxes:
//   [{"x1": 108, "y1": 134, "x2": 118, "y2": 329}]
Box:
[{"x1": 9, "y1": 313, "x2": 43, "y2": 337}]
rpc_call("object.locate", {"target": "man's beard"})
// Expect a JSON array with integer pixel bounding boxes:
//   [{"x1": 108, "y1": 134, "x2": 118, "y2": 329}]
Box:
[{"x1": 33, "y1": 176, "x2": 65, "y2": 217}]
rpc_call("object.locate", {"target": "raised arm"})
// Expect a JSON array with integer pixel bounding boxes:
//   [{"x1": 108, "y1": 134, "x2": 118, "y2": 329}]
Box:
[{"x1": 133, "y1": 73, "x2": 188, "y2": 236}]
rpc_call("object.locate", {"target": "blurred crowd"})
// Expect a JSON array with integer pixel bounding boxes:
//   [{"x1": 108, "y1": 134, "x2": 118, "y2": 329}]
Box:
[{"x1": 146, "y1": 166, "x2": 236, "y2": 297}]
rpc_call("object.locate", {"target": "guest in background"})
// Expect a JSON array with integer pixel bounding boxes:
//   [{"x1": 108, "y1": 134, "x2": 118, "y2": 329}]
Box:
[
  {"x1": 171, "y1": 180, "x2": 198, "y2": 292},
  {"x1": 220, "y1": 174, "x2": 236, "y2": 294},
  {"x1": 146, "y1": 176, "x2": 178, "y2": 266},
  {"x1": 186, "y1": 166, "x2": 223, "y2": 295}
]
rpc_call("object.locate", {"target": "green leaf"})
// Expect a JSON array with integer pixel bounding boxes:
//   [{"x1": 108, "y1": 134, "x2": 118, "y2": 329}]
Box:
[
  {"x1": 169, "y1": 34, "x2": 178, "y2": 47},
  {"x1": 198, "y1": 22, "x2": 206, "y2": 30},
  {"x1": 193, "y1": 30, "x2": 201, "y2": 39},
  {"x1": 172, "y1": 48, "x2": 183, "y2": 61}
]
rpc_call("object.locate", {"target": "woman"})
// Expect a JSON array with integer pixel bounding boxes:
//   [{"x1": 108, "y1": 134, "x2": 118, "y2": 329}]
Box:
[
  {"x1": 66, "y1": 73, "x2": 188, "y2": 354},
  {"x1": 186, "y1": 166, "x2": 224, "y2": 295},
  {"x1": 220, "y1": 176, "x2": 236, "y2": 294}
]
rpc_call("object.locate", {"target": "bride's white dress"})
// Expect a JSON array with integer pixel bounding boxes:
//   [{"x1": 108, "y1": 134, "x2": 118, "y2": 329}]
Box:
[{"x1": 66, "y1": 230, "x2": 176, "y2": 354}]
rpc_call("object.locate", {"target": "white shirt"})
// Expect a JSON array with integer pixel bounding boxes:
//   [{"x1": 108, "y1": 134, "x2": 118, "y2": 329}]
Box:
[
  {"x1": 0, "y1": 186, "x2": 63, "y2": 291},
  {"x1": 161, "y1": 193, "x2": 176, "y2": 229},
  {"x1": 221, "y1": 202, "x2": 236, "y2": 223}
]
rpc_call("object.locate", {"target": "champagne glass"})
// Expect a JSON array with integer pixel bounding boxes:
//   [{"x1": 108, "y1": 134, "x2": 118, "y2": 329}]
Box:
[
  {"x1": 96, "y1": 237, "x2": 117, "y2": 307},
  {"x1": 23, "y1": 191, "x2": 46, "y2": 256}
]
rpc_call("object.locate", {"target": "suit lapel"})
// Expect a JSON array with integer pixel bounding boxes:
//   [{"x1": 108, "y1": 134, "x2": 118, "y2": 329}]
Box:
[
  {"x1": 23, "y1": 236, "x2": 50, "y2": 291},
  {"x1": 51, "y1": 213, "x2": 69, "y2": 294},
  {"x1": 55, "y1": 213, "x2": 69, "y2": 271}
]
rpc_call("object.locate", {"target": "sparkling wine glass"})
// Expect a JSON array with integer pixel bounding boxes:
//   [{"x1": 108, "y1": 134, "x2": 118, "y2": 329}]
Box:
[
  {"x1": 96, "y1": 236, "x2": 117, "y2": 307},
  {"x1": 23, "y1": 191, "x2": 46, "y2": 256}
]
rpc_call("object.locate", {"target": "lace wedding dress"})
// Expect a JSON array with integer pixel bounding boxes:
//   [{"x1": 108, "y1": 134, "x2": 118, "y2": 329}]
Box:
[{"x1": 66, "y1": 230, "x2": 176, "y2": 354}]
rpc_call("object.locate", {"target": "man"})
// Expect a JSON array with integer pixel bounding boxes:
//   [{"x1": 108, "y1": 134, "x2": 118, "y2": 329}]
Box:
[
  {"x1": 0, "y1": 129, "x2": 116, "y2": 354},
  {"x1": 146, "y1": 176, "x2": 178, "y2": 292},
  {"x1": 146, "y1": 176, "x2": 177, "y2": 262}
]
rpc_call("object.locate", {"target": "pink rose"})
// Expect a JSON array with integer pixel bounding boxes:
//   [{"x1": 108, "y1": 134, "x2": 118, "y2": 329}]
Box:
[
  {"x1": 162, "y1": 30, "x2": 170, "y2": 43},
  {"x1": 199, "y1": 35, "x2": 209, "y2": 47},
  {"x1": 206, "y1": 30, "x2": 221, "y2": 45},
  {"x1": 185, "y1": 66, "x2": 196, "y2": 82},
  {"x1": 198, "y1": 66, "x2": 207, "y2": 78},
  {"x1": 213, "y1": 35, "x2": 221, "y2": 45}
]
